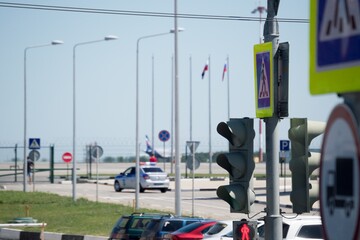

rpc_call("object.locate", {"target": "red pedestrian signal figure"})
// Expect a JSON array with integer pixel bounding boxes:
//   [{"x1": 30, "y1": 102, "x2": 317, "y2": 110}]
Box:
[
  {"x1": 240, "y1": 223, "x2": 250, "y2": 240},
  {"x1": 234, "y1": 220, "x2": 256, "y2": 240}
]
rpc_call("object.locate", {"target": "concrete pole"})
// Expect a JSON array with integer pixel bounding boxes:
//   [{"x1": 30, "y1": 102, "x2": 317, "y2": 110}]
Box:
[
  {"x1": 208, "y1": 56, "x2": 212, "y2": 174},
  {"x1": 264, "y1": 0, "x2": 282, "y2": 239},
  {"x1": 174, "y1": 0, "x2": 182, "y2": 216}
]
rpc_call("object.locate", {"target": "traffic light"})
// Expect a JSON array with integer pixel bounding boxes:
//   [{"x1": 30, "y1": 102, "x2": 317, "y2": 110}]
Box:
[
  {"x1": 216, "y1": 118, "x2": 255, "y2": 214},
  {"x1": 288, "y1": 118, "x2": 326, "y2": 214},
  {"x1": 275, "y1": 42, "x2": 289, "y2": 118},
  {"x1": 233, "y1": 220, "x2": 257, "y2": 240}
]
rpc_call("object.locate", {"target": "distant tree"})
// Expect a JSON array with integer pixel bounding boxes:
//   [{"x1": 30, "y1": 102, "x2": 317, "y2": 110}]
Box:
[{"x1": 103, "y1": 156, "x2": 116, "y2": 163}]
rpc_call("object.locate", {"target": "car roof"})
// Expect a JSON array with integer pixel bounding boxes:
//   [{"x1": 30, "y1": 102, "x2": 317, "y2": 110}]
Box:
[
  {"x1": 172, "y1": 220, "x2": 216, "y2": 233},
  {"x1": 148, "y1": 216, "x2": 206, "y2": 222},
  {"x1": 212, "y1": 220, "x2": 233, "y2": 224},
  {"x1": 167, "y1": 216, "x2": 205, "y2": 220},
  {"x1": 139, "y1": 165, "x2": 162, "y2": 168},
  {"x1": 130, "y1": 212, "x2": 172, "y2": 216},
  {"x1": 257, "y1": 215, "x2": 321, "y2": 223},
  {"x1": 282, "y1": 215, "x2": 322, "y2": 224},
  {"x1": 132, "y1": 213, "x2": 173, "y2": 218},
  {"x1": 203, "y1": 220, "x2": 234, "y2": 239}
]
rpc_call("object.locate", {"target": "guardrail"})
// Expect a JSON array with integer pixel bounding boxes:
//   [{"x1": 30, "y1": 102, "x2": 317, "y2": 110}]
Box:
[
  {"x1": 0, "y1": 223, "x2": 47, "y2": 228},
  {"x1": 0, "y1": 168, "x2": 80, "y2": 183},
  {"x1": 0, "y1": 226, "x2": 108, "y2": 240},
  {"x1": 0, "y1": 222, "x2": 46, "y2": 240}
]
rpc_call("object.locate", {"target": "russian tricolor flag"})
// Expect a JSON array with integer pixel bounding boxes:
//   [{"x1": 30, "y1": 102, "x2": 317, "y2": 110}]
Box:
[
  {"x1": 201, "y1": 61, "x2": 209, "y2": 79},
  {"x1": 222, "y1": 63, "x2": 227, "y2": 81}
]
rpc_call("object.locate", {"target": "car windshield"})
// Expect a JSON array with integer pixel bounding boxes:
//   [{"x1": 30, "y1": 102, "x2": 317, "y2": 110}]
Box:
[
  {"x1": 258, "y1": 223, "x2": 289, "y2": 238},
  {"x1": 143, "y1": 167, "x2": 163, "y2": 173},
  {"x1": 111, "y1": 216, "x2": 130, "y2": 233},
  {"x1": 130, "y1": 218, "x2": 152, "y2": 230},
  {"x1": 223, "y1": 231, "x2": 233, "y2": 237},
  {"x1": 297, "y1": 224, "x2": 323, "y2": 238},
  {"x1": 175, "y1": 222, "x2": 204, "y2": 233},
  {"x1": 206, "y1": 222, "x2": 228, "y2": 235},
  {"x1": 145, "y1": 219, "x2": 161, "y2": 231},
  {"x1": 162, "y1": 220, "x2": 184, "y2": 232}
]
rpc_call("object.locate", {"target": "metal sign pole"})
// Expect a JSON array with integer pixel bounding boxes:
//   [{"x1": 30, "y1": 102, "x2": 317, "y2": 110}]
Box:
[
  {"x1": 264, "y1": 1, "x2": 282, "y2": 239},
  {"x1": 90, "y1": 145, "x2": 103, "y2": 203},
  {"x1": 96, "y1": 147, "x2": 99, "y2": 203},
  {"x1": 192, "y1": 144, "x2": 195, "y2": 217},
  {"x1": 163, "y1": 142, "x2": 166, "y2": 171}
]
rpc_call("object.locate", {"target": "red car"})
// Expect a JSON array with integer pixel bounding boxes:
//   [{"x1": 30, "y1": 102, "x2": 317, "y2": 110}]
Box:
[{"x1": 166, "y1": 221, "x2": 217, "y2": 240}]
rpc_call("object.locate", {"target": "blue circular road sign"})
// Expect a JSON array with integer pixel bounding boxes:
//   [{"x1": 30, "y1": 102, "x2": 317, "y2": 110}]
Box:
[{"x1": 158, "y1": 130, "x2": 170, "y2": 142}]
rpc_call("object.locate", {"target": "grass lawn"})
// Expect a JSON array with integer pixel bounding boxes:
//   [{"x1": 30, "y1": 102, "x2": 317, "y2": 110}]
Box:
[{"x1": 0, "y1": 191, "x2": 164, "y2": 236}]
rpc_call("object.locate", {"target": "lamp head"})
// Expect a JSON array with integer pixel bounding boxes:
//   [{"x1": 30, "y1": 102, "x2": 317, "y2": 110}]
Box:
[
  {"x1": 104, "y1": 35, "x2": 119, "y2": 41},
  {"x1": 170, "y1": 28, "x2": 185, "y2": 33},
  {"x1": 51, "y1": 40, "x2": 64, "y2": 45}
]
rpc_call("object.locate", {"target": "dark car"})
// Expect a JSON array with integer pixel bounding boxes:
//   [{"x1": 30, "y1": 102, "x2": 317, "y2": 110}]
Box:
[
  {"x1": 114, "y1": 165, "x2": 170, "y2": 193},
  {"x1": 165, "y1": 221, "x2": 217, "y2": 240},
  {"x1": 109, "y1": 213, "x2": 173, "y2": 240},
  {"x1": 140, "y1": 216, "x2": 207, "y2": 240},
  {"x1": 109, "y1": 215, "x2": 132, "y2": 240}
]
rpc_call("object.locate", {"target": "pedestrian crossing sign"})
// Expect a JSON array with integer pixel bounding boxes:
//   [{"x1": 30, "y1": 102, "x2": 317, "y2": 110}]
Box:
[
  {"x1": 310, "y1": 0, "x2": 360, "y2": 95},
  {"x1": 254, "y1": 42, "x2": 274, "y2": 118},
  {"x1": 29, "y1": 138, "x2": 40, "y2": 149}
]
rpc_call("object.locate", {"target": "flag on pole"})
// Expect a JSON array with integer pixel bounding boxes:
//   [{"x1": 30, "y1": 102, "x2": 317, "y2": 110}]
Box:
[
  {"x1": 201, "y1": 60, "x2": 209, "y2": 79},
  {"x1": 222, "y1": 63, "x2": 227, "y2": 81}
]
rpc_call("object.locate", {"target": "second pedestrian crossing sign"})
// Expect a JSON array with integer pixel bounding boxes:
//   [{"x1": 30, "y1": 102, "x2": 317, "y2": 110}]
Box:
[
  {"x1": 254, "y1": 42, "x2": 273, "y2": 118},
  {"x1": 310, "y1": 0, "x2": 360, "y2": 95},
  {"x1": 29, "y1": 138, "x2": 40, "y2": 149}
]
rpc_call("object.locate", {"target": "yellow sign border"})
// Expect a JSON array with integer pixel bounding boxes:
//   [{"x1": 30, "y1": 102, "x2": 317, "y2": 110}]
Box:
[
  {"x1": 254, "y1": 42, "x2": 273, "y2": 118},
  {"x1": 309, "y1": 1, "x2": 360, "y2": 95}
]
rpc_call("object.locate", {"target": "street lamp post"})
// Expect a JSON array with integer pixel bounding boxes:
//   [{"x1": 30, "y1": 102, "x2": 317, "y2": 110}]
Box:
[
  {"x1": 152, "y1": 55, "x2": 155, "y2": 158},
  {"x1": 72, "y1": 35, "x2": 118, "y2": 202},
  {"x1": 135, "y1": 28, "x2": 183, "y2": 210},
  {"x1": 23, "y1": 40, "x2": 63, "y2": 192},
  {"x1": 174, "y1": 0, "x2": 181, "y2": 216}
]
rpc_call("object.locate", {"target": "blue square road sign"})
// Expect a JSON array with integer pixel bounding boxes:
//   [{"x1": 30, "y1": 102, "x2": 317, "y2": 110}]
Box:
[
  {"x1": 29, "y1": 138, "x2": 41, "y2": 149},
  {"x1": 280, "y1": 140, "x2": 290, "y2": 151}
]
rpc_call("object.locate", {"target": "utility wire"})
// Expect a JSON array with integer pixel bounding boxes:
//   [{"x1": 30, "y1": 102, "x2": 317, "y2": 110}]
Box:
[{"x1": 0, "y1": 1, "x2": 309, "y2": 23}]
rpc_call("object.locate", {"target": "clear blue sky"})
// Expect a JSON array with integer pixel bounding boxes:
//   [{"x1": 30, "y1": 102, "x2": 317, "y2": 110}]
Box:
[{"x1": 0, "y1": 0, "x2": 341, "y2": 162}]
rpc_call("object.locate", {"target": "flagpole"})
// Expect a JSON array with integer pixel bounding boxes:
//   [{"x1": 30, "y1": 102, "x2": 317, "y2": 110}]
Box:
[
  {"x1": 226, "y1": 56, "x2": 230, "y2": 120},
  {"x1": 170, "y1": 55, "x2": 174, "y2": 174},
  {"x1": 208, "y1": 56, "x2": 212, "y2": 174},
  {"x1": 189, "y1": 55, "x2": 193, "y2": 142},
  {"x1": 152, "y1": 55, "x2": 155, "y2": 157}
]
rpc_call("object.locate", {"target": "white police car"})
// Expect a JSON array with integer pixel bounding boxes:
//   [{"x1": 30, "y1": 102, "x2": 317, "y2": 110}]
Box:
[{"x1": 114, "y1": 164, "x2": 170, "y2": 193}]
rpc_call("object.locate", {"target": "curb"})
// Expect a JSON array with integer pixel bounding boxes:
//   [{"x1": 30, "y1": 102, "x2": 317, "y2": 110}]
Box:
[{"x1": 0, "y1": 228, "x2": 108, "y2": 240}]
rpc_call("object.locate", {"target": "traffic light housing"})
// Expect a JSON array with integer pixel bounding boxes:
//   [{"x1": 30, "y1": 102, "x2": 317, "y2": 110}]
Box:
[
  {"x1": 216, "y1": 118, "x2": 255, "y2": 213},
  {"x1": 289, "y1": 118, "x2": 326, "y2": 214},
  {"x1": 275, "y1": 42, "x2": 289, "y2": 118},
  {"x1": 233, "y1": 220, "x2": 257, "y2": 240}
]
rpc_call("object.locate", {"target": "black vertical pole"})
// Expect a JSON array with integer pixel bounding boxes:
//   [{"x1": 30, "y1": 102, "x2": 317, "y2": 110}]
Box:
[
  {"x1": 185, "y1": 145, "x2": 188, "y2": 178},
  {"x1": 14, "y1": 144, "x2": 18, "y2": 182},
  {"x1": 88, "y1": 144, "x2": 92, "y2": 179},
  {"x1": 50, "y1": 145, "x2": 54, "y2": 183}
]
